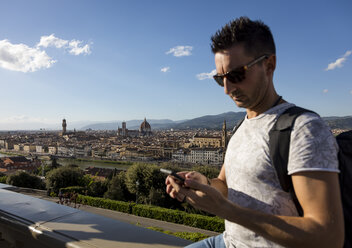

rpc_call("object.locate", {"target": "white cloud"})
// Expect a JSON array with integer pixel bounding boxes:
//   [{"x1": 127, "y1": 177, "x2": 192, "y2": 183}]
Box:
[
  {"x1": 350, "y1": 90, "x2": 352, "y2": 95},
  {"x1": 37, "y1": 34, "x2": 68, "y2": 48},
  {"x1": 325, "y1": 50, "x2": 352, "y2": 71},
  {"x1": 166, "y1": 46, "x2": 193, "y2": 57},
  {"x1": 161, "y1": 67, "x2": 170, "y2": 73},
  {"x1": 37, "y1": 34, "x2": 91, "y2": 55},
  {"x1": 196, "y1": 69, "x2": 217, "y2": 80},
  {"x1": 0, "y1": 39, "x2": 56, "y2": 72},
  {"x1": 323, "y1": 89, "x2": 329, "y2": 93},
  {"x1": 68, "y1": 40, "x2": 91, "y2": 55}
]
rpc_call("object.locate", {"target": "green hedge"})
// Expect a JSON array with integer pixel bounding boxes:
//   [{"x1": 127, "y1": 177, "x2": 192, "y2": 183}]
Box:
[
  {"x1": 182, "y1": 213, "x2": 224, "y2": 233},
  {"x1": 132, "y1": 205, "x2": 224, "y2": 232},
  {"x1": 76, "y1": 195, "x2": 224, "y2": 232},
  {"x1": 77, "y1": 195, "x2": 134, "y2": 214},
  {"x1": 0, "y1": 176, "x2": 7, "y2": 184}
]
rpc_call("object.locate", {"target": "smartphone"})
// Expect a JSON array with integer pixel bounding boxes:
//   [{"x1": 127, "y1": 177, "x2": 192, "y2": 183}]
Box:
[{"x1": 160, "y1": 168, "x2": 185, "y2": 183}]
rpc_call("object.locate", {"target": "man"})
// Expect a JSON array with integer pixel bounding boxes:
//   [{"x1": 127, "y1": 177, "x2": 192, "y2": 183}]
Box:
[{"x1": 166, "y1": 17, "x2": 344, "y2": 248}]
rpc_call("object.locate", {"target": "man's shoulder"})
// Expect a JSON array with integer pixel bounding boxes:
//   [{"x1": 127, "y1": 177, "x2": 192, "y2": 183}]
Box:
[
  {"x1": 275, "y1": 104, "x2": 332, "y2": 143},
  {"x1": 276, "y1": 104, "x2": 322, "y2": 129},
  {"x1": 291, "y1": 108, "x2": 324, "y2": 131}
]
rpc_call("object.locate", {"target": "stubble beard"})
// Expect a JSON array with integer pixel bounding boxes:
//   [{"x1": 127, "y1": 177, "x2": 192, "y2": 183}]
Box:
[{"x1": 229, "y1": 92, "x2": 250, "y2": 109}]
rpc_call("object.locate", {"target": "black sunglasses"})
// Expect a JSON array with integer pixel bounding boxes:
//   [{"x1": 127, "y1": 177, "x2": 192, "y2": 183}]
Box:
[{"x1": 213, "y1": 55, "x2": 269, "y2": 87}]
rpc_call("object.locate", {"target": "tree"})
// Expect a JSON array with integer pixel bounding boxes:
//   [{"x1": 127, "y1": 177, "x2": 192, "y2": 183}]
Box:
[
  {"x1": 46, "y1": 166, "x2": 84, "y2": 193},
  {"x1": 125, "y1": 163, "x2": 153, "y2": 196},
  {"x1": 76, "y1": 174, "x2": 108, "y2": 197},
  {"x1": 84, "y1": 174, "x2": 108, "y2": 197},
  {"x1": 104, "y1": 171, "x2": 133, "y2": 201},
  {"x1": 89, "y1": 180, "x2": 108, "y2": 197},
  {"x1": 125, "y1": 163, "x2": 171, "y2": 205},
  {"x1": 6, "y1": 171, "x2": 45, "y2": 190},
  {"x1": 125, "y1": 163, "x2": 163, "y2": 204}
]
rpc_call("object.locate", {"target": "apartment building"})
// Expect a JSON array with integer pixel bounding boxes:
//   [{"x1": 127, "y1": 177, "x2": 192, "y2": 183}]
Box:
[
  {"x1": 23, "y1": 145, "x2": 36, "y2": 153},
  {"x1": 172, "y1": 148, "x2": 223, "y2": 165}
]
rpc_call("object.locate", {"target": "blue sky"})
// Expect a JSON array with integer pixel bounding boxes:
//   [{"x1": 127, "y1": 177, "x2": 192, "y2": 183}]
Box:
[{"x1": 0, "y1": 0, "x2": 351, "y2": 130}]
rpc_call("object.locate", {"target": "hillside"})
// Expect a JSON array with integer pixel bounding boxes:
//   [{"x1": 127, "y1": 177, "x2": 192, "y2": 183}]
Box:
[{"x1": 81, "y1": 113, "x2": 352, "y2": 131}]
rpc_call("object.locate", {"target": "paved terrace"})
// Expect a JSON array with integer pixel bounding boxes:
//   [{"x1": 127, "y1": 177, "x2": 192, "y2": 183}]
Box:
[{"x1": 0, "y1": 183, "x2": 193, "y2": 248}]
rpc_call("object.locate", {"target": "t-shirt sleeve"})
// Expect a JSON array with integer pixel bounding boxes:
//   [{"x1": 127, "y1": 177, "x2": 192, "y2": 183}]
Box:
[{"x1": 287, "y1": 112, "x2": 339, "y2": 175}]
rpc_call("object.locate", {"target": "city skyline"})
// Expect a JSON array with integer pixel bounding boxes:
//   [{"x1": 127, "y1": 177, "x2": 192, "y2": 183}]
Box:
[{"x1": 1, "y1": 0, "x2": 351, "y2": 130}]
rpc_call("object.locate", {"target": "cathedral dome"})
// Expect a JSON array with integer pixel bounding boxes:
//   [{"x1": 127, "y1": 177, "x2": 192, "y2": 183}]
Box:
[{"x1": 140, "y1": 118, "x2": 151, "y2": 132}]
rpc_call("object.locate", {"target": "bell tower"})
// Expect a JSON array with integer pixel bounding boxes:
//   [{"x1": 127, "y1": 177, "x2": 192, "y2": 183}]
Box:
[
  {"x1": 62, "y1": 119, "x2": 67, "y2": 135},
  {"x1": 122, "y1": 122, "x2": 127, "y2": 137}
]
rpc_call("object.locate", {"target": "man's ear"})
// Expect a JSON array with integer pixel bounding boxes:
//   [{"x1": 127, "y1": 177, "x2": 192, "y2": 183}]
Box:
[{"x1": 266, "y1": 54, "x2": 276, "y2": 75}]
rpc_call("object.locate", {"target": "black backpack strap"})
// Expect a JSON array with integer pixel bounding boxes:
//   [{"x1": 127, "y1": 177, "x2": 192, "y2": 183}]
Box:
[{"x1": 269, "y1": 106, "x2": 316, "y2": 216}]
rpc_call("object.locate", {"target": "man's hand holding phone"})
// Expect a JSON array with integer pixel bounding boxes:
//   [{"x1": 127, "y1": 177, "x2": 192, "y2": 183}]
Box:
[
  {"x1": 163, "y1": 169, "x2": 227, "y2": 217},
  {"x1": 161, "y1": 169, "x2": 188, "y2": 202},
  {"x1": 160, "y1": 168, "x2": 185, "y2": 184},
  {"x1": 162, "y1": 169, "x2": 211, "y2": 203}
]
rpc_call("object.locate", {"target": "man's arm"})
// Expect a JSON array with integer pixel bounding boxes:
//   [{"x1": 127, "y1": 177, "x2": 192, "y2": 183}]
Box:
[
  {"x1": 171, "y1": 171, "x2": 344, "y2": 248},
  {"x1": 208, "y1": 164, "x2": 228, "y2": 198}
]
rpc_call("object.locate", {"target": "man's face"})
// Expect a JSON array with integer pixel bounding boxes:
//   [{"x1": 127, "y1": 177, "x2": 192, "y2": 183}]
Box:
[{"x1": 214, "y1": 45, "x2": 270, "y2": 110}]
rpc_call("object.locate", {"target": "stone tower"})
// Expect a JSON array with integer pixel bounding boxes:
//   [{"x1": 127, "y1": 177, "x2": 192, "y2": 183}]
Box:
[
  {"x1": 122, "y1": 122, "x2": 127, "y2": 137},
  {"x1": 62, "y1": 119, "x2": 67, "y2": 134}
]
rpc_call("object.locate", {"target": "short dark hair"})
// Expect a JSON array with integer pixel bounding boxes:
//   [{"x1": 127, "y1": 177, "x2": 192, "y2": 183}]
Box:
[{"x1": 211, "y1": 17, "x2": 276, "y2": 57}]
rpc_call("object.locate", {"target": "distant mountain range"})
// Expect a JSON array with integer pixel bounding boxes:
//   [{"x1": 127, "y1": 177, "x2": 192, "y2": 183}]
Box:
[
  {"x1": 322, "y1": 116, "x2": 352, "y2": 130},
  {"x1": 80, "y1": 112, "x2": 352, "y2": 131},
  {"x1": 81, "y1": 119, "x2": 186, "y2": 131}
]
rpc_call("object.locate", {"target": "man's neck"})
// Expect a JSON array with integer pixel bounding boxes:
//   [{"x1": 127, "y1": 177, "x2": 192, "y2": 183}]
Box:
[{"x1": 246, "y1": 95, "x2": 284, "y2": 119}]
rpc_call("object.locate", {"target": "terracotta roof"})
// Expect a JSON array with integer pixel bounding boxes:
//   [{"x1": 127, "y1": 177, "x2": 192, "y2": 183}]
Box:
[{"x1": 1, "y1": 156, "x2": 30, "y2": 163}]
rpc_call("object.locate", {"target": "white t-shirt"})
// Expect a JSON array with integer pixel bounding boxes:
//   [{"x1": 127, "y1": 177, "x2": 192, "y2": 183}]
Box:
[{"x1": 223, "y1": 103, "x2": 339, "y2": 248}]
